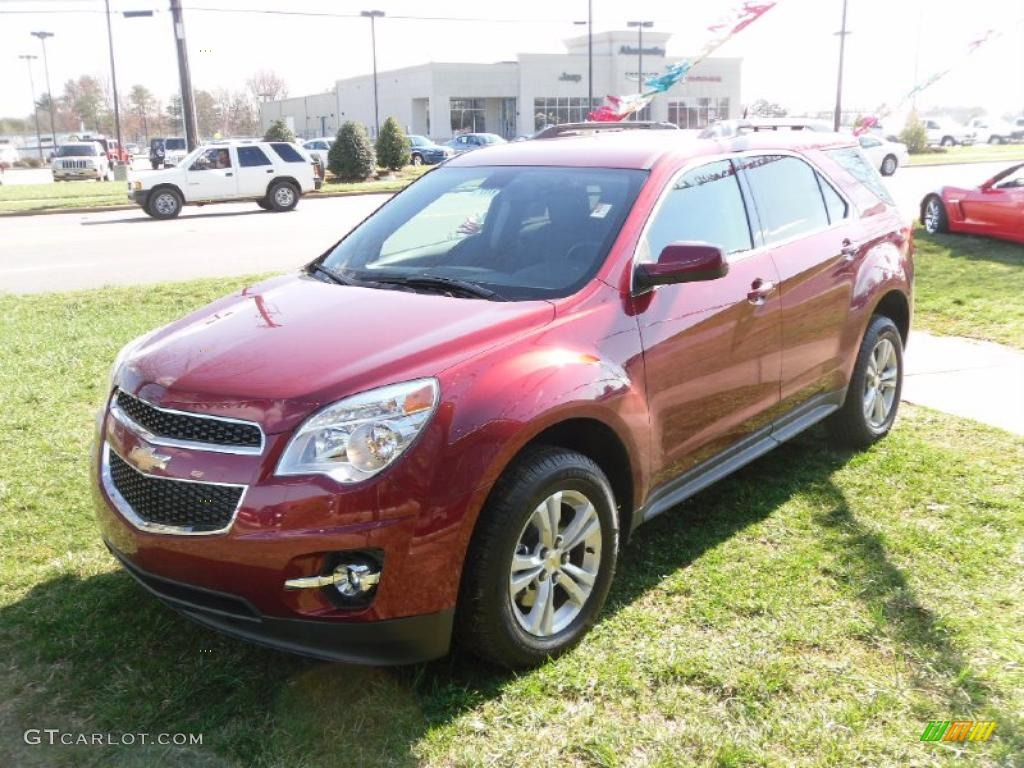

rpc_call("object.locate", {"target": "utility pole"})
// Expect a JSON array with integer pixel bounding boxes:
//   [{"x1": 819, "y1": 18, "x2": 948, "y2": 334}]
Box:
[
  {"x1": 19, "y1": 54, "x2": 44, "y2": 161},
  {"x1": 102, "y1": 0, "x2": 124, "y2": 161},
  {"x1": 169, "y1": 0, "x2": 199, "y2": 149},
  {"x1": 30, "y1": 31, "x2": 57, "y2": 149},
  {"x1": 833, "y1": 0, "x2": 850, "y2": 132},
  {"x1": 361, "y1": 10, "x2": 385, "y2": 138}
]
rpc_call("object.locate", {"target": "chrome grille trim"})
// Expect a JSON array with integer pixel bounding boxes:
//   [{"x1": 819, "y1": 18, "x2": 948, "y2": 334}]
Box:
[
  {"x1": 110, "y1": 389, "x2": 265, "y2": 455},
  {"x1": 100, "y1": 442, "x2": 247, "y2": 536}
]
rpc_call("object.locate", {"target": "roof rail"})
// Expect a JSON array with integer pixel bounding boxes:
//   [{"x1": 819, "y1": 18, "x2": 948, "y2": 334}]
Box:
[{"x1": 532, "y1": 121, "x2": 680, "y2": 140}]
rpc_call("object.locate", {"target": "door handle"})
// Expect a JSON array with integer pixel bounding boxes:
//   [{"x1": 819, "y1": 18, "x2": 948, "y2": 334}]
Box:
[
  {"x1": 225, "y1": 172, "x2": 233, "y2": 177},
  {"x1": 747, "y1": 278, "x2": 776, "y2": 305},
  {"x1": 841, "y1": 238, "x2": 859, "y2": 260},
  {"x1": 266, "y1": 169, "x2": 274, "y2": 173}
]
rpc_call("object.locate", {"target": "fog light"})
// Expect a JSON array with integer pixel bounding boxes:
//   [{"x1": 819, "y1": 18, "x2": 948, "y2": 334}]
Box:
[{"x1": 283, "y1": 553, "x2": 382, "y2": 604}]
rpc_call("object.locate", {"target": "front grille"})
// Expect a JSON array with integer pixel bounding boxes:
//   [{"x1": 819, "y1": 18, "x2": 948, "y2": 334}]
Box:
[
  {"x1": 61, "y1": 159, "x2": 90, "y2": 169},
  {"x1": 115, "y1": 390, "x2": 262, "y2": 449},
  {"x1": 108, "y1": 449, "x2": 243, "y2": 532}
]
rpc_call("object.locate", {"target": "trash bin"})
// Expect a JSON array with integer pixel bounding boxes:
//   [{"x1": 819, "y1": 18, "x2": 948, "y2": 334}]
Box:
[{"x1": 114, "y1": 163, "x2": 129, "y2": 181}]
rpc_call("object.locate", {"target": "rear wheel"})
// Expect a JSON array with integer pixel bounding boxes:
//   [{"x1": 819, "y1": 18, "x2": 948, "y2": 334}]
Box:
[
  {"x1": 880, "y1": 154, "x2": 898, "y2": 176},
  {"x1": 151, "y1": 160, "x2": 160, "y2": 170},
  {"x1": 455, "y1": 447, "x2": 619, "y2": 669},
  {"x1": 940, "y1": 136, "x2": 955, "y2": 147},
  {"x1": 267, "y1": 180, "x2": 299, "y2": 212},
  {"x1": 146, "y1": 187, "x2": 182, "y2": 219},
  {"x1": 256, "y1": 198, "x2": 272, "y2": 210},
  {"x1": 922, "y1": 195, "x2": 948, "y2": 234},
  {"x1": 828, "y1": 315, "x2": 903, "y2": 448},
  {"x1": 988, "y1": 135, "x2": 1003, "y2": 145},
  {"x1": 411, "y1": 153, "x2": 423, "y2": 166}
]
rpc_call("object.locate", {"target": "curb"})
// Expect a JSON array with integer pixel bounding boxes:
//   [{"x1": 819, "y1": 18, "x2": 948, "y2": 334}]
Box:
[
  {"x1": 0, "y1": 188, "x2": 403, "y2": 218},
  {"x1": 905, "y1": 156, "x2": 1024, "y2": 169}
]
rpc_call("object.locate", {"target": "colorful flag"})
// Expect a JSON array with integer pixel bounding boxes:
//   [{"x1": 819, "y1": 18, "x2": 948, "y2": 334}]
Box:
[{"x1": 588, "y1": 1, "x2": 778, "y2": 122}]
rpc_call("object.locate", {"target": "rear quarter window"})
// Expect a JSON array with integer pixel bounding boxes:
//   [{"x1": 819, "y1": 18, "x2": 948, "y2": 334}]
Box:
[
  {"x1": 269, "y1": 143, "x2": 306, "y2": 163},
  {"x1": 825, "y1": 147, "x2": 895, "y2": 206}
]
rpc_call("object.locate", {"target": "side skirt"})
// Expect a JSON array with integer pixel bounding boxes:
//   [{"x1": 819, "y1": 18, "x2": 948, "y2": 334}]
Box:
[{"x1": 635, "y1": 390, "x2": 844, "y2": 529}]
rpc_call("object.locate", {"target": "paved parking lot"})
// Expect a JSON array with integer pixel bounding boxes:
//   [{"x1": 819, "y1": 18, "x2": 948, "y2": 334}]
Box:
[{"x1": 0, "y1": 160, "x2": 1011, "y2": 294}]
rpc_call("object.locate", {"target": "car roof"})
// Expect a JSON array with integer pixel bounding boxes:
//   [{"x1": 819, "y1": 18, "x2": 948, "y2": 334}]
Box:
[{"x1": 446, "y1": 129, "x2": 859, "y2": 170}]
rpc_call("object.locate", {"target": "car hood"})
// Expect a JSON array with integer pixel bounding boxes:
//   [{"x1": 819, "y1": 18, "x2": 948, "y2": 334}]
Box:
[
  {"x1": 139, "y1": 166, "x2": 186, "y2": 188},
  {"x1": 119, "y1": 273, "x2": 555, "y2": 433}
]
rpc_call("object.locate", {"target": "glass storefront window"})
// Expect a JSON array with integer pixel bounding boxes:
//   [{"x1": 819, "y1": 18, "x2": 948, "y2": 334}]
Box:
[
  {"x1": 451, "y1": 98, "x2": 486, "y2": 133},
  {"x1": 668, "y1": 97, "x2": 730, "y2": 129},
  {"x1": 533, "y1": 97, "x2": 603, "y2": 131}
]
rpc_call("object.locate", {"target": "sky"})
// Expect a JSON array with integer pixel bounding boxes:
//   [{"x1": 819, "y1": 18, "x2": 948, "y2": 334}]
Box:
[{"x1": 2, "y1": 0, "x2": 1023, "y2": 121}]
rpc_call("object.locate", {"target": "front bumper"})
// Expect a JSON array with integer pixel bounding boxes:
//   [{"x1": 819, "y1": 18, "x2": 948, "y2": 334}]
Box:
[
  {"x1": 54, "y1": 168, "x2": 102, "y2": 180},
  {"x1": 128, "y1": 189, "x2": 150, "y2": 208},
  {"x1": 106, "y1": 540, "x2": 453, "y2": 664}
]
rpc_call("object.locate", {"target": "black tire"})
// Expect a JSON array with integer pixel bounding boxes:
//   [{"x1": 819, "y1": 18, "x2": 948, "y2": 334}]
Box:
[
  {"x1": 267, "y1": 180, "x2": 299, "y2": 212},
  {"x1": 988, "y1": 135, "x2": 1003, "y2": 145},
  {"x1": 256, "y1": 198, "x2": 273, "y2": 210},
  {"x1": 921, "y1": 195, "x2": 948, "y2": 234},
  {"x1": 828, "y1": 315, "x2": 903, "y2": 449},
  {"x1": 940, "y1": 136, "x2": 955, "y2": 147},
  {"x1": 146, "y1": 187, "x2": 183, "y2": 219},
  {"x1": 455, "y1": 446, "x2": 619, "y2": 669},
  {"x1": 411, "y1": 153, "x2": 423, "y2": 166},
  {"x1": 880, "y1": 154, "x2": 898, "y2": 176},
  {"x1": 151, "y1": 161, "x2": 160, "y2": 170}
]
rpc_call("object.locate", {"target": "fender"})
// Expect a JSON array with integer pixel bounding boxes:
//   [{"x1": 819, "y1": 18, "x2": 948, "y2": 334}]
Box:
[{"x1": 266, "y1": 176, "x2": 302, "y2": 197}]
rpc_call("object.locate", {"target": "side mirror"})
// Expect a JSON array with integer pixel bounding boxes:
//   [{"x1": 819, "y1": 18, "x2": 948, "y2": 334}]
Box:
[{"x1": 634, "y1": 243, "x2": 729, "y2": 293}]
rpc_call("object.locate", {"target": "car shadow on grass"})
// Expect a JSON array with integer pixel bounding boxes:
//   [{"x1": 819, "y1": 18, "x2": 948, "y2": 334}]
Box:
[{"x1": 0, "y1": 428, "x2": 1017, "y2": 767}]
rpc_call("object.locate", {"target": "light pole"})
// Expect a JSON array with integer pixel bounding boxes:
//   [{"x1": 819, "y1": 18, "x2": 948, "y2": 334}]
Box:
[
  {"x1": 627, "y1": 21, "x2": 653, "y2": 104},
  {"x1": 361, "y1": 10, "x2": 385, "y2": 138},
  {"x1": 100, "y1": 0, "x2": 126, "y2": 162},
  {"x1": 19, "y1": 54, "x2": 44, "y2": 161},
  {"x1": 573, "y1": 0, "x2": 594, "y2": 109},
  {"x1": 833, "y1": 0, "x2": 850, "y2": 131},
  {"x1": 30, "y1": 31, "x2": 56, "y2": 149}
]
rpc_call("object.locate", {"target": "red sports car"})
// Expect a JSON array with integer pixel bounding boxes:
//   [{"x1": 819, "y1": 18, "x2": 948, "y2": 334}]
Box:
[{"x1": 921, "y1": 163, "x2": 1024, "y2": 244}]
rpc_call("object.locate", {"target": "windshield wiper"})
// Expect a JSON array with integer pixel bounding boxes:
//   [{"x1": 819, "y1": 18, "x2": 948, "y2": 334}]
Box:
[
  {"x1": 369, "y1": 274, "x2": 505, "y2": 301},
  {"x1": 309, "y1": 263, "x2": 359, "y2": 287}
]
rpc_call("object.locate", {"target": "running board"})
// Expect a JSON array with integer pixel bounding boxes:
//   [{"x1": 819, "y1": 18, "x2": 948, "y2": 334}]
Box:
[{"x1": 638, "y1": 394, "x2": 841, "y2": 527}]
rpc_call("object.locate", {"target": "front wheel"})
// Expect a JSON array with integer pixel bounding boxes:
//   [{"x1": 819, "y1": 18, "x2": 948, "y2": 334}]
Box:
[
  {"x1": 988, "y1": 135, "x2": 1003, "y2": 145},
  {"x1": 828, "y1": 315, "x2": 903, "y2": 448},
  {"x1": 922, "y1": 195, "x2": 948, "y2": 234},
  {"x1": 411, "y1": 153, "x2": 423, "y2": 166},
  {"x1": 880, "y1": 154, "x2": 898, "y2": 176},
  {"x1": 267, "y1": 181, "x2": 299, "y2": 212},
  {"x1": 146, "y1": 187, "x2": 182, "y2": 219},
  {"x1": 940, "y1": 136, "x2": 955, "y2": 147},
  {"x1": 455, "y1": 447, "x2": 619, "y2": 669}
]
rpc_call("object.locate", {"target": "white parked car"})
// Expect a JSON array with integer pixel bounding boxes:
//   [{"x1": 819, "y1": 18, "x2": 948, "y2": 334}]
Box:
[
  {"x1": 52, "y1": 142, "x2": 111, "y2": 182},
  {"x1": 966, "y1": 116, "x2": 1015, "y2": 145},
  {"x1": 857, "y1": 134, "x2": 909, "y2": 176},
  {"x1": 922, "y1": 118, "x2": 973, "y2": 147},
  {"x1": 302, "y1": 137, "x2": 334, "y2": 167},
  {"x1": 128, "y1": 140, "x2": 320, "y2": 219}
]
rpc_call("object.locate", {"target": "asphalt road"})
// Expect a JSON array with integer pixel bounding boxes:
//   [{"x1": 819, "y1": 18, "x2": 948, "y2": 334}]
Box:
[{"x1": 0, "y1": 161, "x2": 1010, "y2": 295}]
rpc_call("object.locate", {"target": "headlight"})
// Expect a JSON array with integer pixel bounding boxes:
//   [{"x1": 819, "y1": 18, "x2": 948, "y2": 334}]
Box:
[
  {"x1": 108, "y1": 330, "x2": 156, "y2": 390},
  {"x1": 276, "y1": 378, "x2": 439, "y2": 483}
]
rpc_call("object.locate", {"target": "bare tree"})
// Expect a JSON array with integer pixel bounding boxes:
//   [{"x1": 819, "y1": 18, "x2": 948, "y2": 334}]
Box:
[{"x1": 246, "y1": 70, "x2": 288, "y2": 104}]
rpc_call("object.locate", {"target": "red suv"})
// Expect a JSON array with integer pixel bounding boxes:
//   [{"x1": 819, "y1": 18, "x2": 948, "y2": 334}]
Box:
[{"x1": 94, "y1": 129, "x2": 912, "y2": 668}]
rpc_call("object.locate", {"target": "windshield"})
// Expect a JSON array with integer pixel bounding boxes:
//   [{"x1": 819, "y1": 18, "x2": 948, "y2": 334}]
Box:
[
  {"x1": 165, "y1": 138, "x2": 186, "y2": 150},
  {"x1": 320, "y1": 165, "x2": 647, "y2": 301},
  {"x1": 57, "y1": 145, "x2": 98, "y2": 157}
]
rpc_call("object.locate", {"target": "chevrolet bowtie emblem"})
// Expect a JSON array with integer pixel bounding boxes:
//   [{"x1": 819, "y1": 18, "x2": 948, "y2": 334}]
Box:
[{"x1": 128, "y1": 445, "x2": 171, "y2": 472}]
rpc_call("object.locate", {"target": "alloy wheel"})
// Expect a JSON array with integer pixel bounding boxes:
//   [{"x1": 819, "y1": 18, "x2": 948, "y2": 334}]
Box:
[
  {"x1": 509, "y1": 490, "x2": 602, "y2": 637},
  {"x1": 882, "y1": 156, "x2": 896, "y2": 175},
  {"x1": 924, "y1": 200, "x2": 941, "y2": 233},
  {"x1": 274, "y1": 185, "x2": 295, "y2": 208},
  {"x1": 863, "y1": 337, "x2": 898, "y2": 429},
  {"x1": 154, "y1": 193, "x2": 178, "y2": 216}
]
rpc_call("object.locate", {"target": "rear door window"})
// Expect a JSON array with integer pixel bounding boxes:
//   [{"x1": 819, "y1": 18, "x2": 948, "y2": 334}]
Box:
[
  {"x1": 640, "y1": 159, "x2": 753, "y2": 262},
  {"x1": 816, "y1": 174, "x2": 849, "y2": 224},
  {"x1": 269, "y1": 142, "x2": 305, "y2": 163},
  {"x1": 238, "y1": 146, "x2": 272, "y2": 166},
  {"x1": 737, "y1": 155, "x2": 830, "y2": 244}
]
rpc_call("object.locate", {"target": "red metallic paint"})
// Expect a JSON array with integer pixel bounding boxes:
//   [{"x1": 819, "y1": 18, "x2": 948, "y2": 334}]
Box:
[
  {"x1": 928, "y1": 162, "x2": 1024, "y2": 244},
  {"x1": 94, "y1": 130, "x2": 914, "y2": 658}
]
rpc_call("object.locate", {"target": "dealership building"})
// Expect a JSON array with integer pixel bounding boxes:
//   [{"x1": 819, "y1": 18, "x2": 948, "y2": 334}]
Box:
[{"x1": 260, "y1": 30, "x2": 741, "y2": 141}]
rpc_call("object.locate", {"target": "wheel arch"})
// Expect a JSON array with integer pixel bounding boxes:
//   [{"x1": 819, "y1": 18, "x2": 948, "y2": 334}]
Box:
[
  {"x1": 871, "y1": 289, "x2": 910, "y2": 346},
  {"x1": 147, "y1": 183, "x2": 184, "y2": 204},
  {"x1": 266, "y1": 175, "x2": 301, "y2": 197}
]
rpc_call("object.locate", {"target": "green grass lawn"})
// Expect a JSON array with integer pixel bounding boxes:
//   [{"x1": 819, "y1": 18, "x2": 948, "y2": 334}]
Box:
[
  {"x1": 913, "y1": 229, "x2": 1024, "y2": 349},
  {"x1": 0, "y1": 166, "x2": 429, "y2": 214},
  {"x1": 907, "y1": 143, "x2": 1024, "y2": 166},
  {"x1": 1, "y1": 279, "x2": 1021, "y2": 767}
]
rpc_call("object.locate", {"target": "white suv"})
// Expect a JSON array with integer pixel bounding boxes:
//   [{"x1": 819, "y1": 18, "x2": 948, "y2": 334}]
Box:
[
  {"x1": 129, "y1": 141, "x2": 321, "y2": 219},
  {"x1": 52, "y1": 142, "x2": 111, "y2": 182},
  {"x1": 923, "y1": 118, "x2": 974, "y2": 147}
]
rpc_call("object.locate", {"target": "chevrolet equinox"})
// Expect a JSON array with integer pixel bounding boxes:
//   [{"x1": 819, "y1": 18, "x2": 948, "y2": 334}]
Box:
[{"x1": 94, "y1": 129, "x2": 913, "y2": 669}]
